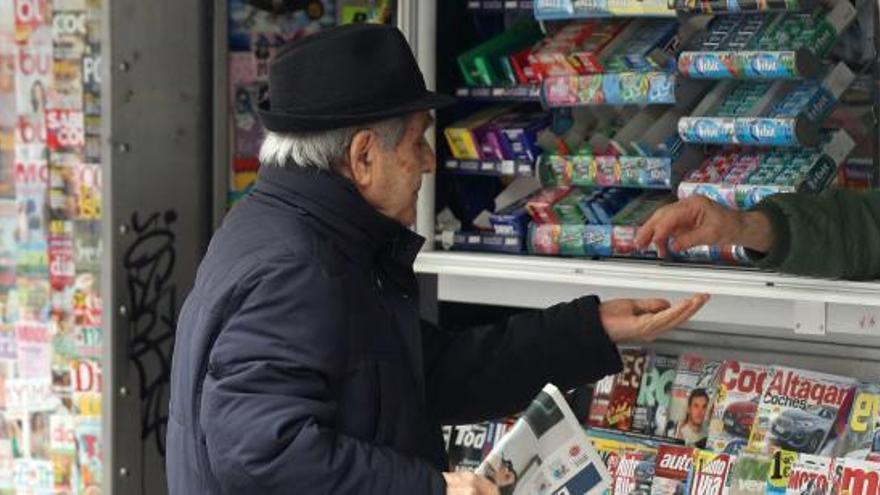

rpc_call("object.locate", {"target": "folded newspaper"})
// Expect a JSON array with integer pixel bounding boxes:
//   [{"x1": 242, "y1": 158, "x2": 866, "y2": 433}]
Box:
[{"x1": 476, "y1": 384, "x2": 612, "y2": 495}]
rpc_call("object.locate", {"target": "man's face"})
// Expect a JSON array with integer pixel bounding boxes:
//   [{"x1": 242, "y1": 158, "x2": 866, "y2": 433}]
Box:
[
  {"x1": 358, "y1": 112, "x2": 436, "y2": 226},
  {"x1": 689, "y1": 396, "x2": 708, "y2": 426}
]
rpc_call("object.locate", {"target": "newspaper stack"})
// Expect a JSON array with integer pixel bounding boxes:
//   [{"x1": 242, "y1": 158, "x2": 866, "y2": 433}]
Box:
[{"x1": 476, "y1": 384, "x2": 612, "y2": 495}]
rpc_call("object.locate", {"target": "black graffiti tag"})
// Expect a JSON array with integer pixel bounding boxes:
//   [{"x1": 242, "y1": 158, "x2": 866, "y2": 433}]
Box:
[{"x1": 123, "y1": 210, "x2": 177, "y2": 457}]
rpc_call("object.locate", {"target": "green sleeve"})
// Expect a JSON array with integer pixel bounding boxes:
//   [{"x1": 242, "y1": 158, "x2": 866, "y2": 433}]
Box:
[{"x1": 750, "y1": 190, "x2": 880, "y2": 280}]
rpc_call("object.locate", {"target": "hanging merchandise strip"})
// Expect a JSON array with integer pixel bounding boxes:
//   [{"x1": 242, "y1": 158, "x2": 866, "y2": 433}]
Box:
[
  {"x1": 677, "y1": 63, "x2": 855, "y2": 147},
  {"x1": 543, "y1": 72, "x2": 677, "y2": 106},
  {"x1": 672, "y1": 0, "x2": 819, "y2": 14},
  {"x1": 0, "y1": 0, "x2": 106, "y2": 493},
  {"x1": 677, "y1": 5, "x2": 857, "y2": 80}
]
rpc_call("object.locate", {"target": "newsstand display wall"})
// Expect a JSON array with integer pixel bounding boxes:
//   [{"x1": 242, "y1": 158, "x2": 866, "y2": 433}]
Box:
[{"x1": 401, "y1": 0, "x2": 880, "y2": 491}]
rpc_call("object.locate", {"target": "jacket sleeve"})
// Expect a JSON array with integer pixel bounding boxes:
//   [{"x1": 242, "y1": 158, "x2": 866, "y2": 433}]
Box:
[
  {"x1": 421, "y1": 295, "x2": 622, "y2": 425},
  {"x1": 200, "y1": 256, "x2": 446, "y2": 494},
  {"x1": 752, "y1": 190, "x2": 880, "y2": 280}
]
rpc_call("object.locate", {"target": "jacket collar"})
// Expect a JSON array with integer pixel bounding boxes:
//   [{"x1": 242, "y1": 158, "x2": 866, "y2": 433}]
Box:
[{"x1": 252, "y1": 164, "x2": 425, "y2": 270}]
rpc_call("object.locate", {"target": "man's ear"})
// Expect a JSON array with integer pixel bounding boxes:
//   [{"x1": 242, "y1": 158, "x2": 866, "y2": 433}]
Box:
[{"x1": 348, "y1": 130, "x2": 376, "y2": 189}]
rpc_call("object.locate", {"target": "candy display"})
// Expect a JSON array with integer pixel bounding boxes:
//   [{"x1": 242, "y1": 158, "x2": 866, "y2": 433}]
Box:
[
  {"x1": 678, "y1": 5, "x2": 855, "y2": 79},
  {"x1": 678, "y1": 130, "x2": 855, "y2": 209},
  {"x1": 544, "y1": 71, "x2": 676, "y2": 106},
  {"x1": 457, "y1": 21, "x2": 544, "y2": 87},
  {"x1": 671, "y1": 0, "x2": 814, "y2": 14},
  {"x1": 444, "y1": 106, "x2": 547, "y2": 163}
]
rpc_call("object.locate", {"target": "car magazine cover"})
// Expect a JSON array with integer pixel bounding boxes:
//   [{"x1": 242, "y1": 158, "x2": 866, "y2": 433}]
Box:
[
  {"x1": 767, "y1": 450, "x2": 798, "y2": 495},
  {"x1": 685, "y1": 450, "x2": 735, "y2": 495},
  {"x1": 477, "y1": 384, "x2": 611, "y2": 495},
  {"x1": 708, "y1": 361, "x2": 770, "y2": 455},
  {"x1": 786, "y1": 454, "x2": 833, "y2": 495},
  {"x1": 833, "y1": 383, "x2": 880, "y2": 459},
  {"x1": 633, "y1": 353, "x2": 679, "y2": 436},
  {"x1": 613, "y1": 451, "x2": 657, "y2": 495},
  {"x1": 651, "y1": 444, "x2": 695, "y2": 495},
  {"x1": 729, "y1": 455, "x2": 772, "y2": 495},
  {"x1": 830, "y1": 457, "x2": 880, "y2": 495},
  {"x1": 668, "y1": 356, "x2": 721, "y2": 446},
  {"x1": 591, "y1": 374, "x2": 617, "y2": 429},
  {"x1": 749, "y1": 367, "x2": 857, "y2": 455},
  {"x1": 607, "y1": 349, "x2": 648, "y2": 432}
]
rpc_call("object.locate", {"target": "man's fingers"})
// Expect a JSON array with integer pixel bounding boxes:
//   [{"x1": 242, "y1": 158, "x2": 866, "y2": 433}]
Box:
[
  {"x1": 671, "y1": 228, "x2": 718, "y2": 253},
  {"x1": 474, "y1": 475, "x2": 500, "y2": 495},
  {"x1": 633, "y1": 298, "x2": 672, "y2": 315}
]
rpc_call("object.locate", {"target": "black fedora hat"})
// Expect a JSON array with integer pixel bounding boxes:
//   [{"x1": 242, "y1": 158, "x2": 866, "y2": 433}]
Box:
[{"x1": 258, "y1": 23, "x2": 456, "y2": 132}]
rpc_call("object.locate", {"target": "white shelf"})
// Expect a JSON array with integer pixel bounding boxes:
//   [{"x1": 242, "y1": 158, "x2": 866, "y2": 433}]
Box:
[{"x1": 415, "y1": 251, "x2": 880, "y2": 338}]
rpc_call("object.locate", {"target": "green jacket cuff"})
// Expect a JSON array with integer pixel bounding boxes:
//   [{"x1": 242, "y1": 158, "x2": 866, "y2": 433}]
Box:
[{"x1": 747, "y1": 198, "x2": 792, "y2": 270}]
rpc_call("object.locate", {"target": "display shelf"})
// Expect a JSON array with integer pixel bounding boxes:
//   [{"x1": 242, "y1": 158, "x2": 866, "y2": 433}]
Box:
[
  {"x1": 415, "y1": 251, "x2": 880, "y2": 334},
  {"x1": 671, "y1": 0, "x2": 817, "y2": 14},
  {"x1": 540, "y1": 154, "x2": 676, "y2": 189},
  {"x1": 444, "y1": 158, "x2": 536, "y2": 177},
  {"x1": 454, "y1": 85, "x2": 542, "y2": 101},
  {"x1": 678, "y1": 49, "x2": 821, "y2": 80},
  {"x1": 534, "y1": 0, "x2": 676, "y2": 19},
  {"x1": 467, "y1": 0, "x2": 535, "y2": 11},
  {"x1": 435, "y1": 231, "x2": 525, "y2": 254},
  {"x1": 543, "y1": 72, "x2": 676, "y2": 107}
]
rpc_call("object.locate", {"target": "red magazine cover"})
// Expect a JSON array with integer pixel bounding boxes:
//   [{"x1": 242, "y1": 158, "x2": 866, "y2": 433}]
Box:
[{"x1": 606, "y1": 349, "x2": 648, "y2": 431}]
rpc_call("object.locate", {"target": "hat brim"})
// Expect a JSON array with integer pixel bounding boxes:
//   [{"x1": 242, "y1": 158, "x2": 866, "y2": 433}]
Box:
[{"x1": 258, "y1": 91, "x2": 457, "y2": 133}]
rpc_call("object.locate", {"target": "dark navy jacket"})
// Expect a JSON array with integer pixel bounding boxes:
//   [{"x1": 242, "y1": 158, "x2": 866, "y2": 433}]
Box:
[{"x1": 166, "y1": 164, "x2": 623, "y2": 494}]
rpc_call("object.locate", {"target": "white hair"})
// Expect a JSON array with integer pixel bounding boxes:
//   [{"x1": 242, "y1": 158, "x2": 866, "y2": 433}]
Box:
[{"x1": 259, "y1": 116, "x2": 410, "y2": 170}]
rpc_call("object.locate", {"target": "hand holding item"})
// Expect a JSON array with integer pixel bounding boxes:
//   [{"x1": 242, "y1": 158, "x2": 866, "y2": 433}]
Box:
[
  {"x1": 634, "y1": 196, "x2": 774, "y2": 258},
  {"x1": 443, "y1": 472, "x2": 501, "y2": 495},
  {"x1": 600, "y1": 294, "x2": 711, "y2": 343}
]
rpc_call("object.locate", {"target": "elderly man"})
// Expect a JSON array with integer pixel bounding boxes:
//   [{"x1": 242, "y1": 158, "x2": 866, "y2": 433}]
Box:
[{"x1": 167, "y1": 24, "x2": 708, "y2": 495}]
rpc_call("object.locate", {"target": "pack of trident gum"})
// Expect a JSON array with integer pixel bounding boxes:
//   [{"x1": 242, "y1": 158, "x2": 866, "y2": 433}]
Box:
[{"x1": 527, "y1": 187, "x2": 572, "y2": 224}]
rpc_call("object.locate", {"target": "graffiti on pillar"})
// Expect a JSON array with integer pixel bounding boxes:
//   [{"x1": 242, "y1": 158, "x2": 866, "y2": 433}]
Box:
[{"x1": 123, "y1": 210, "x2": 178, "y2": 457}]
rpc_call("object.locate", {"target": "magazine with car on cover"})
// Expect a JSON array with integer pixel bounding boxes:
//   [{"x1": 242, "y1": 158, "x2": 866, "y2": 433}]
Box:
[
  {"x1": 477, "y1": 383, "x2": 611, "y2": 495},
  {"x1": 607, "y1": 349, "x2": 648, "y2": 432},
  {"x1": 613, "y1": 451, "x2": 657, "y2": 495},
  {"x1": 708, "y1": 361, "x2": 770, "y2": 455},
  {"x1": 729, "y1": 454, "x2": 772, "y2": 495},
  {"x1": 833, "y1": 382, "x2": 880, "y2": 459},
  {"x1": 749, "y1": 367, "x2": 857, "y2": 455},
  {"x1": 685, "y1": 450, "x2": 736, "y2": 495},
  {"x1": 786, "y1": 454, "x2": 833, "y2": 495},
  {"x1": 633, "y1": 353, "x2": 679, "y2": 437},
  {"x1": 651, "y1": 444, "x2": 695, "y2": 495}
]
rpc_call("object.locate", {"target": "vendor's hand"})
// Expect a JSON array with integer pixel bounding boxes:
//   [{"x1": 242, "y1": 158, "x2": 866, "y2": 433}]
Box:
[
  {"x1": 600, "y1": 294, "x2": 710, "y2": 343},
  {"x1": 634, "y1": 196, "x2": 774, "y2": 258},
  {"x1": 443, "y1": 472, "x2": 500, "y2": 495}
]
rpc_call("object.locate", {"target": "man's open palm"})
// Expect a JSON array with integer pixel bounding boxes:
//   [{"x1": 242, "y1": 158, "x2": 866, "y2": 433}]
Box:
[{"x1": 600, "y1": 294, "x2": 710, "y2": 343}]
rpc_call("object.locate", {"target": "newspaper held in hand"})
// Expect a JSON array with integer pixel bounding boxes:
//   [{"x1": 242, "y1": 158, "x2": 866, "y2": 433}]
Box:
[{"x1": 477, "y1": 384, "x2": 611, "y2": 495}]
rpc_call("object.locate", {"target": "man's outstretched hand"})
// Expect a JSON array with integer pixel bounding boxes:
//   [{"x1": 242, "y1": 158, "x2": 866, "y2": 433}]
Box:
[
  {"x1": 600, "y1": 294, "x2": 710, "y2": 343},
  {"x1": 443, "y1": 472, "x2": 499, "y2": 495},
  {"x1": 634, "y1": 196, "x2": 774, "y2": 258}
]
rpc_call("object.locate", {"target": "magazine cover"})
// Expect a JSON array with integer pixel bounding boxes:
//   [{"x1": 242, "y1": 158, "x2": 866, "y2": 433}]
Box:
[
  {"x1": 833, "y1": 383, "x2": 880, "y2": 459},
  {"x1": 686, "y1": 450, "x2": 735, "y2": 495},
  {"x1": 590, "y1": 374, "x2": 617, "y2": 429},
  {"x1": 478, "y1": 384, "x2": 612, "y2": 495},
  {"x1": 830, "y1": 457, "x2": 880, "y2": 495},
  {"x1": 589, "y1": 427, "x2": 662, "y2": 490},
  {"x1": 708, "y1": 361, "x2": 770, "y2": 455},
  {"x1": 786, "y1": 454, "x2": 833, "y2": 495},
  {"x1": 749, "y1": 367, "x2": 857, "y2": 455},
  {"x1": 651, "y1": 444, "x2": 695, "y2": 495},
  {"x1": 606, "y1": 349, "x2": 648, "y2": 432},
  {"x1": 633, "y1": 353, "x2": 678, "y2": 436},
  {"x1": 613, "y1": 451, "x2": 656, "y2": 495},
  {"x1": 447, "y1": 421, "x2": 511, "y2": 473},
  {"x1": 729, "y1": 454, "x2": 772, "y2": 495},
  {"x1": 668, "y1": 355, "x2": 721, "y2": 446}
]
